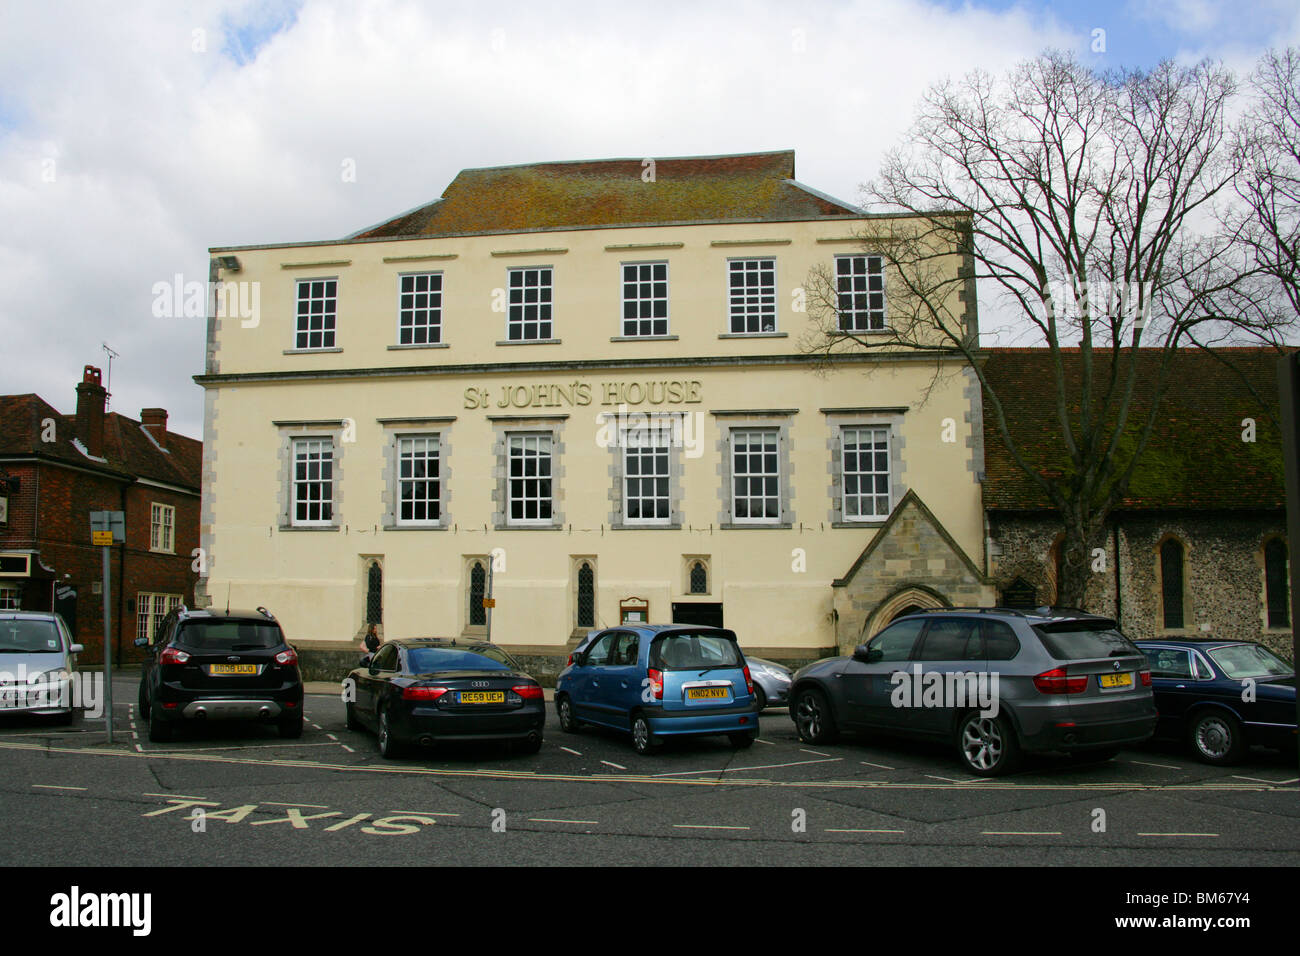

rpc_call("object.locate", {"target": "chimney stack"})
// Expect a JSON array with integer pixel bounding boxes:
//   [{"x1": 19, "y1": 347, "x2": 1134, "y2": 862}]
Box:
[
  {"x1": 140, "y1": 408, "x2": 169, "y2": 449},
  {"x1": 74, "y1": 366, "x2": 107, "y2": 458}
]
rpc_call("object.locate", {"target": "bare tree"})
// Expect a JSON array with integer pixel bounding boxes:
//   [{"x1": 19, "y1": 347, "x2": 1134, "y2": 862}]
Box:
[{"x1": 800, "y1": 52, "x2": 1291, "y2": 609}]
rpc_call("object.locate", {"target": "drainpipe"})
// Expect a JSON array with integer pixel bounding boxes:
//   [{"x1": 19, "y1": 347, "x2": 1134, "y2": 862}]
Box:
[{"x1": 117, "y1": 480, "x2": 131, "y2": 669}]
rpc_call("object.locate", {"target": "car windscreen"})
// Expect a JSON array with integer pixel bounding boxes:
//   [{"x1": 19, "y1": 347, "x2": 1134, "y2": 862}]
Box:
[
  {"x1": 1032, "y1": 622, "x2": 1141, "y2": 660},
  {"x1": 176, "y1": 621, "x2": 283, "y2": 651},
  {"x1": 650, "y1": 633, "x2": 742, "y2": 670},
  {"x1": 1207, "y1": 644, "x2": 1294, "y2": 680},
  {"x1": 406, "y1": 646, "x2": 515, "y2": 674},
  {"x1": 0, "y1": 620, "x2": 62, "y2": 653}
]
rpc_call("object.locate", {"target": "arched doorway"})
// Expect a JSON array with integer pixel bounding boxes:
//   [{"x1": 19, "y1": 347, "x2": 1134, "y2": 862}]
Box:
[{"x1": 864, "y1": 585, "x2": 950, "y2": 640}]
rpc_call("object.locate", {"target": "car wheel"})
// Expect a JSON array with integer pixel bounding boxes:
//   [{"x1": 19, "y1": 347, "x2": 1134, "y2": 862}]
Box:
[
  {"x1": 1188, "y1": 710, "x2": 1245, "y2": 765},
  {"x1": 792, "y1": 687, "x2": 839, "y2": 744},
  {"x1": 729, "y1": 731, "x2": 757, "y2": 749},
  {"x1": 557, "y1": 694, "x2": 581, "y2": 734},
  {"x1": 631, "y1": 714, "x2": 660, "y2": 755},
  {"x1": 377, "y1": 705, "x2": 404, "y2": 759},
  {"x1": 515, "y1": 735, "x2": 543, "y2": 755},
  {"x1": 753, "y1": 684, "x2": 767, "y2": 711},
  {"x1": 956, "y1": 711, "x2": 1020, "y2": 776},
  {"x1": 345, "y1": 700, "x2": 362, "y2": 731},
  {"x1": 148, "y1": 706, "x2": 173, "y2": 743},
  {"x1": 138, "y1": 683, "x2": 148, "y2": 713},
  {"x1": 278, "y1": 712, "x2": 304, "y2": 739}
]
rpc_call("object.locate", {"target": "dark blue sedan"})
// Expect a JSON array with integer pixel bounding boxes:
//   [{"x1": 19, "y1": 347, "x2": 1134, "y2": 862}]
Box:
[{"x1": 1135, "y1": 640, "x2": 1296, "y2": 765}]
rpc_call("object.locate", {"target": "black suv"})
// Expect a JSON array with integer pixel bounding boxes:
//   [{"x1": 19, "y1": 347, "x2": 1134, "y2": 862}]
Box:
[{"x1": 135, "y1": 606, "x2": 304, "y2": 742}]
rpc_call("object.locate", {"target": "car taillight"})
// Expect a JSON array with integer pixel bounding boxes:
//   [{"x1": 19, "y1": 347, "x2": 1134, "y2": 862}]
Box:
[
  {"x1": 1033, "y1": 667, "x2": 1088, "y2": 694},
  {"x1": 566, "y1": 654, "x2": 573, "y2": 666},
  {"x1": 743, "y1": 664, "x2": 753, "y2": 696},
  {"x1": 275, "y1": 648, "x2": 298, "y2": 666},
  {"x1": 159, "y1": 647, "x2": 190, "y2": 665},
  {"x1": 1139, "y1": 669, "x2": 1151, "y2": 687},
  {"x1": 402, "y1": 685, "x2": 449, "y2": 701},
  {"x1": 513, "y1": 684, "x2": 544, "y2": 699},
  {"x1": 647, "y1": 668, "x2": 663, "y2": 700}
]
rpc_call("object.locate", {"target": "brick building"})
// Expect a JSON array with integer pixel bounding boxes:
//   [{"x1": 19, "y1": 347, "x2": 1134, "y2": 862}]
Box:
[
  {"x1": 982, "y1": 348, "x2": 1292, "y2": 661},
  {"x1": 0, "y1": 366, "x2": 201, "y2": 664}
]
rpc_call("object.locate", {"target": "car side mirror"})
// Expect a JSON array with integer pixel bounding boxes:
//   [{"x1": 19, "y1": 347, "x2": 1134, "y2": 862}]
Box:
[
  {"x1": 852, "y1": 644, "x2": 881, "y2": 663},
  {"x1": 133, "y1": 638, "x2": 149, "y2": 649},
  {"x1": 572, "y1": 652, "x2": 585, "y2": 667},
  {"x1": 70, "y1": 644, "x2": 84, "y2": 654}
]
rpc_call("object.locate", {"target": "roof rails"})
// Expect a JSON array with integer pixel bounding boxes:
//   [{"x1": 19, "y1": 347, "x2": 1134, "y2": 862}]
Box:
[{"x1": 897, "y1": 606, "x2": 1107, "y2": 619}]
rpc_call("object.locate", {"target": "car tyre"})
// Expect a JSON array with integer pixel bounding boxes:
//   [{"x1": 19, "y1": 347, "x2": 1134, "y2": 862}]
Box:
[
  {"x1": 278, "y1": 712, "x2": 304, "y2": 739},
  {"x1": 345, "y1": 700, "x2": 362, "y2": 731},
  {"x1": 515, "y1": 735, "x2": 543, "y2": 755},
  {"x1": 557, "y1": 694, "x2": 582, "y2": 733},
  {"x1": 148, "y1": 706, "x2": 173, "y2": 743},
  {"x1": 377, "y1": 705, "x2": 404, "y2": 759},
  {"x1": 631, "y1": 714, "x2": 660, "y2": 755},
  {"x1": 753, "y1": 684, "x2": 767, "y2": 711},
  {"x1": 792, "y1": 687, "x2": 839, "y2": 745},
  {"x1": 138, "y1": 683, "x2": 148, "y2": 714},
  {"x1": 1187, "y1": 710, "x2": 1246, "y2": 765},
  {"x1": 956, "y1": 711, "x2": 1020, "y2": 776},
  {"x1": 729, "y1": 731, "x2": 757, "y2": 749}
]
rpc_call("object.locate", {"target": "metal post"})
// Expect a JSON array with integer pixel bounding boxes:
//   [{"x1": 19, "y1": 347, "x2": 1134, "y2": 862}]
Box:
[
  {"x1": 485, "y1": 561, "x2": 494, "y2": 643},
  {"x1": 101, "y1": 542, "x2": 113, "y2": 745},
  {"x1": 1276, "y1": 352, "x2": 1300, "y2": 771}
]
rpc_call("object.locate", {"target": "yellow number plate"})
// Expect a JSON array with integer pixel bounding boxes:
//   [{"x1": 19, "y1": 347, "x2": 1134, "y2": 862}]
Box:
[
  {"x1": 459, "y1": 691, "x2": 505, "y2": 704},
  {"x1": 208, "y1": 664, "x2": 257, "y2": 675},
  {"x1": 687, "y1": 687, "x2": 729, "y2": 700},
  {"x1": 1098, "y1": 673, "x2": 1132, "y2": 688}
]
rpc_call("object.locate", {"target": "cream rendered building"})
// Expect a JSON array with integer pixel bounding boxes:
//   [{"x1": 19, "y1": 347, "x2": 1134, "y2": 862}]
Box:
[{"x1": 196, "y1": 151, "x2": 993, "y2": 676}]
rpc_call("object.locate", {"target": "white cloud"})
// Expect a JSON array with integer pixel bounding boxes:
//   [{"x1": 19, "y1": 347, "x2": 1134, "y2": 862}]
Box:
[{"x1": 2, "y1": 0, "x2": 1270, "y2": 434}]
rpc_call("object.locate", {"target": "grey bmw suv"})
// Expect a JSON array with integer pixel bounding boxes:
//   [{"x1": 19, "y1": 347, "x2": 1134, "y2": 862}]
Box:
[{"x1": 788, "y1": 608, "x2": 1157, "y2": 775}]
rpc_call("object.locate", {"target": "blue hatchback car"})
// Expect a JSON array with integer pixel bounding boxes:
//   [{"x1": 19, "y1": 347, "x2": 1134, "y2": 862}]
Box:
[{"x1": 555, "y1": 625, "x2": 760, "y2": 754}]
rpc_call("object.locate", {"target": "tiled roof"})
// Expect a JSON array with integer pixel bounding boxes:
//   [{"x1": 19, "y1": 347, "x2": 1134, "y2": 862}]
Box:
[
  {"x1": 350, "y1": 150, "x2": 860, "y2": 239},
  {"x1": 0, "y1": 393, "x2": 201, "y2": 490},
  {"x1": 981, "y1": 348, "x2": 1287, "y2": 512}
]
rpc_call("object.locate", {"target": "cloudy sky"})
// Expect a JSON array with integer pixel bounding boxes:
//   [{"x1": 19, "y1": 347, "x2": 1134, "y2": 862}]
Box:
[{"x1": 1, "y1": 0, "x2": 1297, "y2": 439}]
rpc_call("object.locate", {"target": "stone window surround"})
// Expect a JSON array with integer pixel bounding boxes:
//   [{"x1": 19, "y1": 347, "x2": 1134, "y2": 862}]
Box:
[
  {"x1": 602, "y1": 409, "x2": 686, "y2": 530},
  {"x1": 463, "y1": 555, "x2": 488, "y2": 636},
  {"x1": 822, "y1": 409, "x2": 907, "y2": 527},
  {"x1": 378, "y1": 417, "x2": 455, "y2": 531},
  {"x1": 490, "y1": 416, "x2": 566, "y2": 531},
  {"x1": 275, "y1": 420, "x2": 346, "y2": 531},
  {"x1": 1155, "y1": 533, "x2": 1194, "y2": 635},
  {"x1": 572, "y1": 554, "x2": 597, "y2": 637},
  {"x1": 684, "y1": 554, "x2": 711, "y2": 595},
  {"x1": 714, "y1": 411, "x2": 795, "y2": 529}
]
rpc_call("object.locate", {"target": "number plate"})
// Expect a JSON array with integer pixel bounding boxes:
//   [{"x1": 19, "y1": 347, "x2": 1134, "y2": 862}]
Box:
[
  {"x1": 1098, "y1": 673, "x2": 1132, "y2": 689},
  {"x1": 459, "y1": 691, "x2": 505, "y2": 704},
  {"x1": 687, "y1": 687, "x2": 729, "y2": 700},
  {"x1": 208, "y1": 664, "x2": 257, "y2": 676}
]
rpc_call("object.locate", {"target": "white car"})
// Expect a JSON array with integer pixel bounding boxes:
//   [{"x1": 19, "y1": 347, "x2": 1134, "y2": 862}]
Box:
[{"x1": 0, "y1": 611, "x2": 83, "y2": 723}]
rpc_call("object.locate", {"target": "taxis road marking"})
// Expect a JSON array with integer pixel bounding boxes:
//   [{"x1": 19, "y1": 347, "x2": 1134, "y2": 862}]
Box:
[
  {"x1": 1137, "y1": 832, "x2": 1220, "y2": 837},
  {"x1": 0, "y1": 740, "x2": 1290, "y2": 791},
  {"x1": 983, "y1": 831, "x2": 1064, "y2": 836},
  {"x1": 826, "y1": 828, "x2": 904, "y2": 833},
  {"x1": 652, "y1": 757, "x2": 841, "y2": 777},
  {"x1": 674, "y1": 824, "x2": 750, "y2": 830},
  {"x1": 529, "y1": 818, "x2": 599, "y2": 825}
]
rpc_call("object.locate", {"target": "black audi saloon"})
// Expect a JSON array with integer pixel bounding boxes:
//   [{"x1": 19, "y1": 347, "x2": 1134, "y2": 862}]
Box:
[{"x1": 345, "y1": 638, "x2": 546, "y2": 757}]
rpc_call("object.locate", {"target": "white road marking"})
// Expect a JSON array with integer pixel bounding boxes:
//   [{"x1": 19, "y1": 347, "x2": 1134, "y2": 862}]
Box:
[
  {"x1": 1127, "y1": 760, "x2": 1182, "y2": 770},
  {"x1": 1232, "y1": 775, "x2": 1299, "y2": 785},
  {"x1": 529, "y1": 818, "x2": 599, "y2": 825},
  {"x1": 653, "y1": 757, "x2": 841, "y2": 778},
  {"x1": 262, "y1": 801, "x2": 329, "y2": 808},
  {"x1": 753, "y1": 738, "x2": 776, "y2": 746},
  {"x1": 311, "y1": 724, "x2": 322, "y2": 730},
  {"x1": 800, "y1": 748, "x2": 831, "y2": 757},
  {"x1": 600, "y1": 760, "x2": 627, "y2": 770},
  {"x1": 143, "y1": 792, "x2": 208, "y2": 800},
  {"x1": 390, "y1": 811, "x2": 460, "y2": 817},
  {"x1": 860, "y1": 761, "x2": 894, "y2": 770},
  {"x1": 32, "y1": 784, "x2": 87, "y2": 791},
  {"x1": 1137, "y1": 832, "x2": 1219, "y2": 837},
  {"x1": 326, "y1": 734, "x2": 338, "y2": 741},
  {"x1": 925, "y1": 775, "x2": 966, "y2": 783},
  {"x1": 560, "y1": 746, "x2": 582, "y2": 756},
  {"x1": 142, "y1": 742, "x2": 344, "y2": 754},
  {"x1": 340, "y1": 745, "x2": 355, "y2": 753},
  {"x1": 982, "y1": 831, "x2": 1063, "y2": 836},
  {"x1": 825, "y1": 828, "x2": 904, "y2": 833},
  {"x1": 133, "y1": 744, "x2": 143, "y2": 752},
  {"x1": 674, "y1": 824, "x2": 749, "y2": 830}
]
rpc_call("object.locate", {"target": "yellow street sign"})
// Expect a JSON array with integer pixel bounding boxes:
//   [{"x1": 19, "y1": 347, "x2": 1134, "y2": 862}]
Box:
[{"x1": 91, "y1": 531, "x2": 114, "y2": 546}]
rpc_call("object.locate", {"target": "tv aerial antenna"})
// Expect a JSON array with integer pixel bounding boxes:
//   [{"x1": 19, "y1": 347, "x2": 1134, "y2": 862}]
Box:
[{"x1": 101, "y1": 342, "x2": 119, "y2": 410}]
